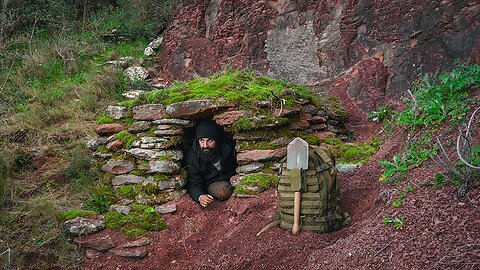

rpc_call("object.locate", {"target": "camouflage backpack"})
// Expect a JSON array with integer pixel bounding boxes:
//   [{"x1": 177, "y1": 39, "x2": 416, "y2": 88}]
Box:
[{"x1": 277, "y1": 145, "x2": 349, "y2": 233}]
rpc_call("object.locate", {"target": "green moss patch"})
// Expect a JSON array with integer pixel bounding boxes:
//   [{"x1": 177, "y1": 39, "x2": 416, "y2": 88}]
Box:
[
  {"x1": 105, "y1": 204, "x2": 167, "y2": 238},
  {"x1": 58, "y1": 209, "x2": 97, "y2": 222},
  {"x1": 240, "y1": 173, "x2": 278, "y2": 189},
  {"x1": 96, "y1": 115, "x2": 115, "y2": 124},
  {"x1": 322, "y1": 137, "x2": 381, "y2": 164},
  {"x1": 114, "y1": 130, "x2": 136, "y2": 149}
]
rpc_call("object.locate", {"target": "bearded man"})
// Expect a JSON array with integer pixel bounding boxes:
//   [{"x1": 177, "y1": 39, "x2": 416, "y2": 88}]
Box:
[{"x1": 185, "y1": 120, "x2": 237, "y2": 207}]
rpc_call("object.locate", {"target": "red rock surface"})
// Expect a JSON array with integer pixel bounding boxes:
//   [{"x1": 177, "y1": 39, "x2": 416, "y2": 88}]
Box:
[{"x1": 155, "y1": 0, "x2": 480, "y2": 107}]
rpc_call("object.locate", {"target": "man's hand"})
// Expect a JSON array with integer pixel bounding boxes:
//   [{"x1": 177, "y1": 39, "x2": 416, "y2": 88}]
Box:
[{"x1": 199, "y1": 194, "x2": 214, "y2": 207}]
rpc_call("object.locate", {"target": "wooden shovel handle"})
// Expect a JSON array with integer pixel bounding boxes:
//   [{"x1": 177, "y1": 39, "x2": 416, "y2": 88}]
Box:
[{"x1": 292, "y1": 191, "x2": 301, "y2": 235}]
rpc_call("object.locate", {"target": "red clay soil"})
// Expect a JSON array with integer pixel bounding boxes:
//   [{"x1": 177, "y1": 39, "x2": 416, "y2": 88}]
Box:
[{"x1": 80, "y1": 121, "x2": 480, "y2": 270}]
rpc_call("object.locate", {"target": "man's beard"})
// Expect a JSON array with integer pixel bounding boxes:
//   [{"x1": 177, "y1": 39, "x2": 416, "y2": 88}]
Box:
[{"x1": 198, "y1": 146, "x2": 220, "y2": 162}]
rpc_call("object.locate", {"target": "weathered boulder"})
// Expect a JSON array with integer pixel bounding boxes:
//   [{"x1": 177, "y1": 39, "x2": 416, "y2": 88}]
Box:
[
  {"x1": 101, "y1": 159, "x2": 135, "y2": 175},
  {"x1": 237, "y1": 148, "x2": 286, "y2": 165},
  {"x1": 149, "y1": 160, "x2": 180, "y2": 174},
  {"x1": 132, "y1": 104, "x2": 166, "y2": 121},
  {"x1": 124, "y1": 66, "x2": 148, "y2": 82},
  {"x1": 110, "y1": 247, "x2": 147, "y2": 258},
  {"x1": 128, "y1": 121, "x2": 152, "y2": 133},
  {"x1": 152, "y1": 118, "x2": 194, "y2": 126},
  {"x1": 126, "y1": 149, "x2": 183, "y2": 161},
  {"x1": 120, "y1": 237, "x2": 153, "y2": 248},
  {"x1": 74, "y1": 235, "x2": 115, "y2": 252},
  {"x1": 64, "y1": 215, "x2": 105, "y2": 236},
  {"x1": 94, "y1": 123, "x2": 126, "y2": 136},
  {"x1": 106, "y1": 106, "x2": 127, "y2": 120},
  {"x1": 236, "y1": 162, "x2": 264, "y2": 174},
  {"x1": 155, "y1": 203, "x2": 177, "y2": 214},
  {"x1": 112, "y1": 174, "x2": 145, "y2": 186},
  {"x1": 132, "y1": 136, "x2": 168, "y2": 149},
  {"x1": 214, "y1": 110, "x2": 254, "y2": 126},
  {"x1": 109, "y1": 204, "x2": 131, "y2": 215},
  {"x1": 166, "y1": 100, "x2": 226, "y2": 119}
]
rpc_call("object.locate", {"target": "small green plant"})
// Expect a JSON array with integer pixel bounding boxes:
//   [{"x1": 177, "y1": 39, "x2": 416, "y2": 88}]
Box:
[
  {"x1": 383, "y1": 215, "x2": 406, "y2": 230},
  {"x1": 379, "y1": 64, "x2": 480, "y2": 186},
  {"x1": 83, "y1": 184, "x2": 116, "y2": 214},
  {"x1": 392, "y1": 193, "x2": 406, "y2": 207}
]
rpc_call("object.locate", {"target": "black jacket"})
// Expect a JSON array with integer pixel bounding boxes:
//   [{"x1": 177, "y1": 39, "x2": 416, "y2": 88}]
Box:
[{"x1": 186, "y1": 140, "x2": 237, "y2": 202}]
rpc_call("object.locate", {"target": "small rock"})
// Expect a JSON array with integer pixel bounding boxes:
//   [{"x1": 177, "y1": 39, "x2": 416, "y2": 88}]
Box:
[
  {"x1": 110, "y1": 247, "x2": 147, "y2": 258},
  {"x1": 149, "y1": 160, "x2": 180, "y2": 174},
  {"x1": 74, "y1": 235, "x2": 115, "y2": 252},
  {"x1": 152, "y1": 119, "x2": 194, "y2": 126},
  {"x1": 109, "y1": 205, "x2": 131, "y2": 215},
  {"x1": 214, "y1": 110, "x2": 254, "y2": 126},
  {"x1": 335, "y1": 164, "x2": 361, "y2": 173},
  {"x1": 311, "y1": 124, "x2": 327, "y2": 131},
  {"x1": 273, "y1": 108, "x2": 300, "y2": 117},
  {"x1": 155, "y1": 204, "x2": 177, "y2": 214},
  {"x1": 106, "y1": 106, "x2": 127, "y2": 120},
  {"x1": 237, "y1": 148, "x2": 287, "y2": 165},
  {"x1": 123, "y1": 90, "x2": 147, "y2": 99},
  {"x1": 144, "y1": 46, "x2": 154, "y2": 56},
  {"x1": 85, "y1": 248, "x2": 102, "y2": 259},
  {"x1": 124, "y1": 66, "x2": 148, "y2": 82},
  {"x1": 132, "y1": 104, "x2": 166, "y2": 121},
  {"x1": 128, "y1": 121, "x2": 152, "y2": 133},
  {"x1": 126, "y1": 149, "x2": 183, "y2": 161},
  {"x1": 64, "y1": 215, "x2": 105, "y2": 236},
  {"x1": 314, "y1": 131, "x2": 336, "y2": 140},
  {"x1": 86, "y1": 137, "x2": 109, "y2": 151},
  {"x1": 236, "y1": 163, "x2": 264, "y2": 174},
  {"x1": 101, "y1": 159, "x2": 135, "y2": 175},
  {"x1": 310, "y1": 115, "x2": 327, "y2": 123},
  {"x1": 121, "y1": 237, "x2": 153, "y2": 248},
  {"x1": 148, "y1": 36, "x2": 164, "y2": 49},
  {"x1": 94, "y1": 123, "x2": 126, "y2": 136},
  {"x1": 154, "y1": 129, "x2": 183, "y2": 136},
  {"x1": 112, "y1": 174, "x2": 146, "y2": 186},
  {"x1": 106, "y1": 140, "x2": 123, "y2": 150},
  {"x1": 289, "y1": 120, "x2": 310, "y2": 130},
  {"x1": 105, "y1": 57, "x2": 135, "y2": 68}
]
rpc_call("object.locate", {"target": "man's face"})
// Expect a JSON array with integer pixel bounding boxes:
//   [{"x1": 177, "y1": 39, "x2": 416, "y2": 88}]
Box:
[{"x1": 198, "y1": 138, "x2": 217, "y2": 152}]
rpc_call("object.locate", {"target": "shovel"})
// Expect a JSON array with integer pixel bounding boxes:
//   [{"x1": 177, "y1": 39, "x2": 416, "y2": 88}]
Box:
[{"x1": 287, "y1": 137, "x2": 308, "y2": 235}]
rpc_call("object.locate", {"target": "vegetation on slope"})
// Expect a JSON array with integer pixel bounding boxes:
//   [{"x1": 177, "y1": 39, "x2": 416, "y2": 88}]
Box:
[
  {"x1": 0, "y1": 1, "x2": 172, "y2": 269},
  {"x1": 374, "y1": 64, "x2": 480, "y2": 193}
]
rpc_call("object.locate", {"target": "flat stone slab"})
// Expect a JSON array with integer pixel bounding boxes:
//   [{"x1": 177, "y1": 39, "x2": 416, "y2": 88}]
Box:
[
  {"x1": 94, "y1": 123, "x2": 126, "y2": 136},
  {"x1": 214, "y1": 110, "x2": 254, "y2": 125},
  {"x1": 166, "y1": 99, "x2": 226, "y2": 119},
  {"x1": 126, "y1": 149, "x2": 183, "y2": 161},
  {"x1": 236, "y1": 162, "x2": 264, "y2": 174},
  {"x1": 132, "y1": 104, "x2": 166, "y2": 121},
  {"x1": 110, "y1": 247, "x2": 147, "y2": 258},
  {"x1": 120, "y1": 237, "x2": 153, "y2": 248},
  {"x1": 149, "y1": 160, "x2": 180, "y2": 174},
  {"x1": 64, "y1": 215, "x2": 105, "y2": 236},
  {"x1": 155, "y1": 203, "x2": 177, "y2": 214},
  {"x1": 128, "y1": 121, "x2": 152, "y2": 133},
  {"x1": 101, "y1": 159, "x2": 134, "y2": 175},
  {"x1": 153, "y1": 119, "x2": 194, "y2": 126},
  {"x1": 237, "y1": 148, "x2": 287, "y2": 165},
  {"x1": 74, "y1": 235, "x2": 115, "y2": 252},
  {"x1": 112, "y1": 174, "x2": 146, "y2": 186},
  {"x1": 106, "y1": 106, "x2": 127, "y2": 120},
  {"x1": 109, "y1": 204, "x2": 131, "y2": 215}
]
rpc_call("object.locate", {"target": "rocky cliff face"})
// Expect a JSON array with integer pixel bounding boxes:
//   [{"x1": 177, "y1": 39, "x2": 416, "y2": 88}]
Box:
[{"x1": 156, "y1": 0, "x2": 479, "y2": 119}]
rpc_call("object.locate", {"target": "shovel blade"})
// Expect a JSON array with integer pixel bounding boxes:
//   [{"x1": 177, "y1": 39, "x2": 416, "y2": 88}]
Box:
[{"x1": 287, "y1": 137, "x2": 309, "y2": 170}]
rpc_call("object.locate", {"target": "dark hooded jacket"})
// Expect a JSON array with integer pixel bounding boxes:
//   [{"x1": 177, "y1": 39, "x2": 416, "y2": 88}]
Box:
[{"x1": 186, "y1": 121, "x2": 237, "y2": 202}]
